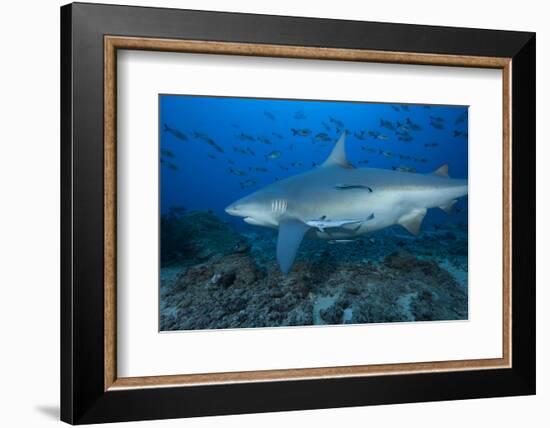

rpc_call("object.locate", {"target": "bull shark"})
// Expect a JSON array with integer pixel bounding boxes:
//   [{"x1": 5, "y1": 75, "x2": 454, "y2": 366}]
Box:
[{"x1": 225, "y1": 132, "x2": 468, "y2": 274}]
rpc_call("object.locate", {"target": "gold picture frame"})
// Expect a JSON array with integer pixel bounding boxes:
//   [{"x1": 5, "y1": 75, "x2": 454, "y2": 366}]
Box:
[{"x1": 103, "y1": 36, "x2": 512, "y2": 391}]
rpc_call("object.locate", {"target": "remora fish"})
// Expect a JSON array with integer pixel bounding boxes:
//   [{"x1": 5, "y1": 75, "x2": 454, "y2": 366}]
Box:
[
  {"x1": 306, "y1": 214, "x2": 375, "y2": 232},
  {"x1": 225, "y1": 132, "x2": 467, "y2": 274}
]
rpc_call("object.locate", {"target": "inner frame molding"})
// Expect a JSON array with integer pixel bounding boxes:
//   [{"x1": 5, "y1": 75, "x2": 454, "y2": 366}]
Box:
[{"x1": 104, "y1": 35, "x2": 512, "y2": 391}]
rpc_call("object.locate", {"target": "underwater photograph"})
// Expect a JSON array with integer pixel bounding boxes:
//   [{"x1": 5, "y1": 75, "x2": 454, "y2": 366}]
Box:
[{"x1": 159, "y1": 95, "x2": 469, "y2": 331}]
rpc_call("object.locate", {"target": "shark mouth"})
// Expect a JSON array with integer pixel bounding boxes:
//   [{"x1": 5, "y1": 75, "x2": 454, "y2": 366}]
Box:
[{"x1": 243, "y1": 217, "x2": 263, "y2": 226}]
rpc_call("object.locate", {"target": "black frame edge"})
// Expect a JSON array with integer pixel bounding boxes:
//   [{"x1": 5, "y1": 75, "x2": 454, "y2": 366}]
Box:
[
  {"x1": 71, "y1": 1, "x2": 533, "y2": 57},
  {"x1": 510, "y1": 33, "x2": 536, "y2": 393},
  {"x1": 60, "y1": 3, "x2": 74, "y2": 425}
]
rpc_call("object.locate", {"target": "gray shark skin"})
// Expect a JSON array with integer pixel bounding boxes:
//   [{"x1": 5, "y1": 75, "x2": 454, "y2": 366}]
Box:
[{"x1": 225, "y1": 132, "x2": 468, "y2": 274}]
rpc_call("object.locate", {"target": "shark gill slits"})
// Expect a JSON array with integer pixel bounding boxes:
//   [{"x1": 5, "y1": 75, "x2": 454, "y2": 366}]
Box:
[{"x1": 271, "y1": 199, "x2": 288, "y2": 214}]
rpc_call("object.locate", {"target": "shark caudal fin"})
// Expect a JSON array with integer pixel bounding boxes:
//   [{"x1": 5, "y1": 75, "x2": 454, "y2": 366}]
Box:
[
  {"x1": 398, "y1": 208, "x2": 427, "y2": 235},
  {"x1": 276, "y1": 219, "x2": 309, "y2": 274},
  {"x1": 321, "y1": 132, "x2": 354, "y2": 169},
  {"x1": 432, "y1": 165, "x2": 463, "y2": 213}
]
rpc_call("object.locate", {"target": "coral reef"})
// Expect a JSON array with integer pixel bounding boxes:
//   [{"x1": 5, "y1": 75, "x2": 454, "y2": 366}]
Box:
[
  {"x1": 160, "y1": 210, "x2": 468, "y2": 331},
  {"x1": 161, "y1": 209, "x2": 248, "y2": 266}
]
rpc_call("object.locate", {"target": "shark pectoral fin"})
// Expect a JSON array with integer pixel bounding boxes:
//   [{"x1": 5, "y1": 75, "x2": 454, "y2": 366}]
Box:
[
  {"x1": 277, "y1": 219, "x2": 309, "y2": 274},
  {"x1": 398, "y1": 208, "x2": 427, "y2": 235},
  {"x1": 439, "y1": 199, "x2": 457, "y2": 214}
]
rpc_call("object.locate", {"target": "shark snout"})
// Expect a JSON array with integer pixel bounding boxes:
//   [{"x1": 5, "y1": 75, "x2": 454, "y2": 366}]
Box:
[
  {"x1": 225, "y1": 194, "x2": 254, "y2": 217},
  {"x1": 225, "y1": 203, "x2": 241, "y2": 216}
]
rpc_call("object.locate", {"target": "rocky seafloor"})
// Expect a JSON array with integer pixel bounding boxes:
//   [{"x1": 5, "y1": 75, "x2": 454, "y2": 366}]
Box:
[{"x1": 160, "y1": 210, "x2": 468, "y2": 331}]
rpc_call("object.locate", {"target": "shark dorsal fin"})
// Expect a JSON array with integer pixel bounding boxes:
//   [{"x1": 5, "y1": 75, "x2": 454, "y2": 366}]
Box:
[
  {"x1": 322, "y1": 132, "x2": 353, "y2": 168},
  {"x1": 433, "y1": 164, "x2": 449, "y2": 177}
]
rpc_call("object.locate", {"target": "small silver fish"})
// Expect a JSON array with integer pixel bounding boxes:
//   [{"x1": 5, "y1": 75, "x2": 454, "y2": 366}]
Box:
[
  {"x1": 291, "y1": 128, "x2": 311, "y2": 137},
  {"x1": 229, "y1": 167, "x2": 247, "y2": 176},
  {"x1": 264, "y1": 111, "x2": 276, "y2": 120},
  {"x1": 240, "y1": 179, "x2": 257, "y2": 189},
  {"x1": 265, "y1": 150, "x2": 282, "y2": 160},
  {"x1": 163, "y1": 124, "x2": 188, "y2": 141},
  {"x1": 455, "y1": 111, "x2": 467, "y2": 125}
]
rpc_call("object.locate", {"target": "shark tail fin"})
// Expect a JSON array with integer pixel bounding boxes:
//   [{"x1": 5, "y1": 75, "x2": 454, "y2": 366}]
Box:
[{"x1": 433, "y1": 164, "x2": 449, "y2": 178}]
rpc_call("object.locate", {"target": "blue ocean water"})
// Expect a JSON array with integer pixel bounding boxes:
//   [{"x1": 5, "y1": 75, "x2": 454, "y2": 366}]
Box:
[
  {"x1": 159, "y1": 95, "x2": 468, "y2": 231},
  {"x1": 159, "y1": 94, "x2": 469, "y2": 330}
]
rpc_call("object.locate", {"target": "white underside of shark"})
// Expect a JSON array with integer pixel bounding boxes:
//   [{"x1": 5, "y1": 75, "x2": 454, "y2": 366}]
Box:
[{"x1": 225, "y1": 132, "x2": 468, "y2": 274}]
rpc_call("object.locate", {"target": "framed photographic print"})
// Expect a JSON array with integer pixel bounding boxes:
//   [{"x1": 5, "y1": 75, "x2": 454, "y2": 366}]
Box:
[{"x1": 60, "y1": 2, "x2": 535, "y2": 424}]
